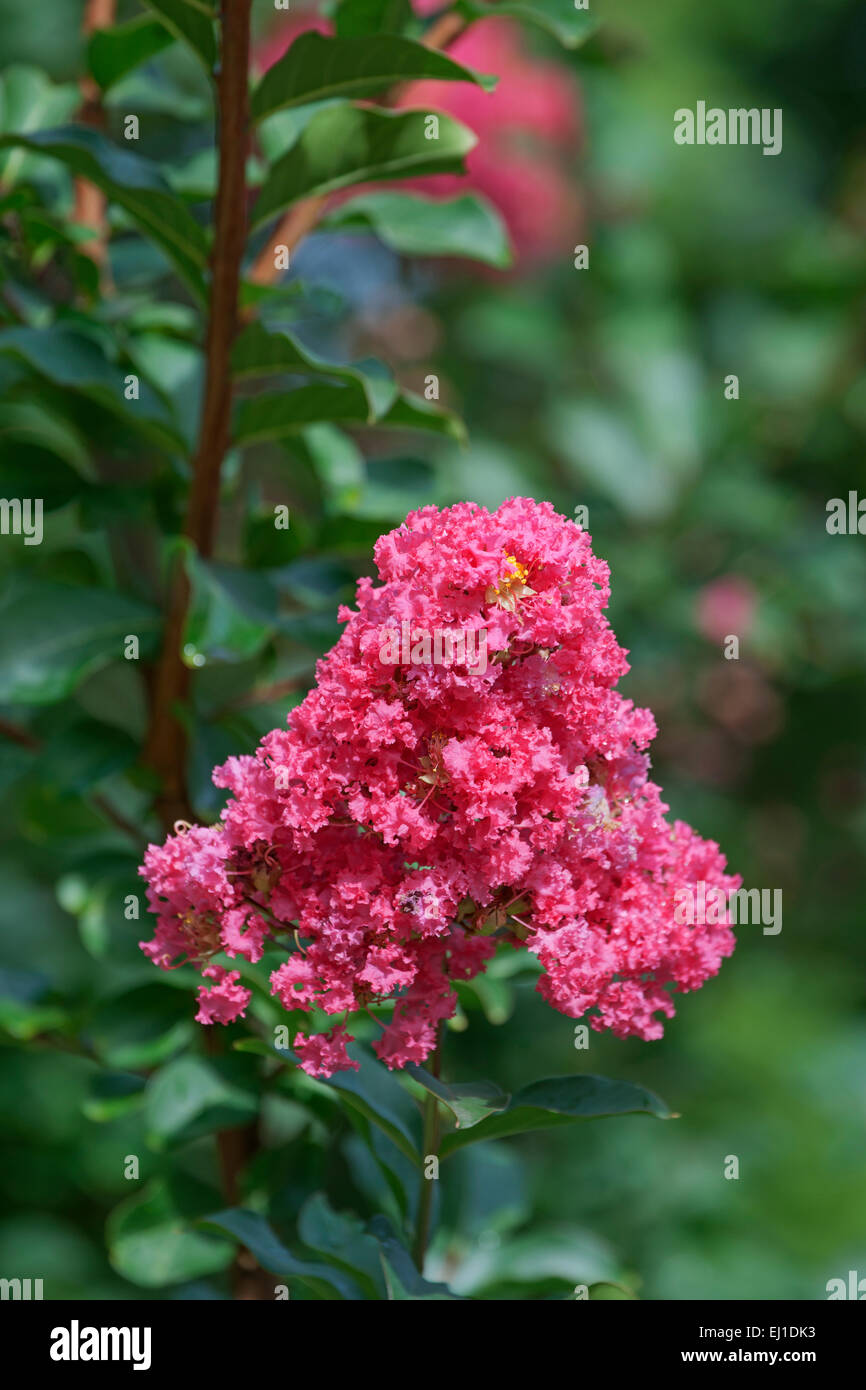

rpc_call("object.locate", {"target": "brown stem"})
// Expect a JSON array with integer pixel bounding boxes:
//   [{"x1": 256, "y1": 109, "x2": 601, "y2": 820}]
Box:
[
  {"x1": 423, "y1": 11, "x2": 467, "y2": 52},
  {"x1": 412, "y1": 1025, "x2": 442, "y2": 1271},
  {"x1": 75, "y1": 0, "x2": 116, "y2": 280},
  {"x1": 142, "y1": 0, "x2": 252, "y2": 833},
  {"x1": 249, "y1": 13, "x2": 468, "y2": 286},
  {"x1": 247, "y1": 194, "x2": 328, "y2": 286},
  {"x1": 0, "y1": 715, "x2": 39, "y2": 750},
  {"x1": 203, "y1": 1029, "x2": 275, "y2": 1299}
]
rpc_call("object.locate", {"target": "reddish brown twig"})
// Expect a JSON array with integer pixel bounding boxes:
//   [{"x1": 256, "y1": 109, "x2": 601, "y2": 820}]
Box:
[
  {"x1": 143, "y1": 0, "x2": 253, "y2": 830},
  {"x1": 74, "y1": 0, "x2": 116, "y2": 278}
]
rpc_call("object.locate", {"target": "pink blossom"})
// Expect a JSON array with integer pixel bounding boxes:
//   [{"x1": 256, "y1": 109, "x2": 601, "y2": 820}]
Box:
[
  {"x1": 195, "y1": 966, "x2": 251, "y2": 1026},
  {"x1": 294, "y1": 1025, "x2": 360, "y2": 1078},
  {"x1": 140, "y1": 499, "x2": 738, "y2": 1075}
]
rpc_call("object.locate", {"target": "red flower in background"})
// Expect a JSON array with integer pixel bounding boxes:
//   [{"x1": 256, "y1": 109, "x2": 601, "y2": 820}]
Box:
[{"x1": 254, "y1": 4, "x2": 584, "y2": 266}]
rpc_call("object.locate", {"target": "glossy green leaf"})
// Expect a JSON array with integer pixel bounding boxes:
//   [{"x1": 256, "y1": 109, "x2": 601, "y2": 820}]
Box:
[
  {"x1": 232, "y1": 320, "x2": 398, "y2": 415},
  {"x1": 455, "y1": 972, "x2": 516, "y2": 1025},
  {"x1": 139, "y1": 0, "x2": 216, "y2": 72},
  {"x1": 297, "y1": 1193, "x2": 387, "y2": 1298},
  {"x1": 82, "y1": 1071, "x2": 147, "y2": 1124},
  {"x1": 368, "y1": 1216, "x2": 461, "y2": 1299},
  {"x1": 185, "y1": 556, "x2": 278, "y2": 663},
  {"x1": 234, "y1": 381, "x2": 374, "y2": 443},
  {"x1": 0, "y1": 325, "x2": 186, "y2": 452},
  {"x1": 440, "y1": 1074, "x2": 675, "y2": 1157},
  {"x1": 335, "y1": 0, "x2": 413, "y2": 38},
  {"x1": 88, "y1": 16, "x2": 175, "y2": 91},
  {"x1": 456, "y1": 0, "x2": 599, "y2": 47},
  {"x1": 320, "y1": 1047, "x2": 422, "y2": 1168},
  {"x1": 461, "y1": 1225, "x2": 622, "y2": 1297},
  {"x1": 145, "y1": 1054, "x2": 258, "y2": 1150},
  {"x1": 108, "y1": 1176, "x2": 234, "y2": 1288},
  {"x1": 252, "y1": 104, "x2": 476, "y2": 228},
  {"x1": 0, "y1": 401, "x2": 94, "y2": 480},
  {"x1": 376, "y1": 389, "x2": 466, "y2": 442},
  {"x1": 88, "y1": 984, "x2": 195, "y2": 1070},
  {"x1": 234, "y1": 377, "x2": 463, "y2": 445},
  {"x1": 0, "y1": 579, "x2": 161, "y2": 706},
  {"x1": 234, "y1": 1036, "x2": 422, "y2": 1166},
  {"x1": 324, "y1": 190, "x2": 512, "y2": 267},
  {"x1": 0, "y1": 66, "x2": 79, "y2": 185},
  {"x1": 251, "y1": 32, "x2": 491, "y2": 123},
  {"x1": 0, "y1": 128, "x2": 208, "y2": 299},
  {"x1": 202, "y1": 1208, "x2": 364, "y2": 1299},
  {"x1": 41, "y1": 720, "x2": 137, "y2": 795},
  {"x1": 0, "y1": 996, "x2": 69, "y2": 1042},
  {"x1": 405, "y1": 1066, "x2": 510, "y2": 1129}
]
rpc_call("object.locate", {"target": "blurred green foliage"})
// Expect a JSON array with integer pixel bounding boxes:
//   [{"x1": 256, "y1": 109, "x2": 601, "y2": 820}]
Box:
[{"x1": 0, "y1": 0, "x2": 864, "y2": 1300}]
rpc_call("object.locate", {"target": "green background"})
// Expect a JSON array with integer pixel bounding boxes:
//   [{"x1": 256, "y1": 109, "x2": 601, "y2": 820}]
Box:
[{"x1": 0, "y1": 0, "x2": 864, "y2": 1299}]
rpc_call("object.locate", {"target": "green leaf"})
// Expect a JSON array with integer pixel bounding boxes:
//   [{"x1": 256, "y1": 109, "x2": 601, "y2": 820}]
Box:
[
  {"x1": 139, "y1": 0, "x2": 216, "y2": 72},
  {"x1": 462, "y1": 1225, "x2": 622, "y2": 1297},
  {"x1": 251, "y1": 32, "x2": 491, "y2": 124},
  {"x1": 83, "y1": 1071, "x2": 147, "y2": 1123},
  {"x1": 405, "y1": 1066, "x2": 510, "y2": 1129},
  {"x1": 0, "y1": 579, "x2": 161, "y2": 706},
  {"x1": 455, "y1": 972, "x2": 516, "y2": 1025},
  {"x1": 319, "y1": 1046, "x2": 422, "y2": 1167},
  {"x1": 0, "y1": 326, "x2": 187, "y2": 453},
  {"x1": 252, "y1": 104, "x2": 476, "y2": 228},
  {"x1": 108, "y1": 1176, "x2": 234, "y2": 1288},
  {"x1": 41, "y1": 720, "x2": 137, "y2": 795},
  {"x1": 0, "y1": 128, "x2": 209, "y2": 300},
  {"x1": 0, "y1": 996, "x2": 69, "y2": 1042},
  {"x1": 0, "y1": 401, "x2": 94, "y2": 481},
  {"x1": 376, "y1": 388, "x2": 466, "y2": 442},
  {"x1": 232, "y1": 320, "x2": 396, "y2": 412},
  {"x1": 297, "y1": 1193, "x2": 387, "y2": 1298},
  {"x1": 234, "y1": 1036, "x2": 422, "y2": 1166},
  {"x1": 234, "y1": 381, "x2": 374, "y2": 443},
  {"x1": 234, "y1": 379, "x2": 464, "y2": 445},
  {"x1": 440, "y1": 1074, "x2": 675, "y2": 1157},
  {"x1": 88, "y1": 16, "x2": 175, "y2": 92},
  {"x1": 324, "y1": 190, "x2": 512, "y2": 267},
  {"x1": 367, "y1": 1216, "x2": 461, "y2": 1299},
  {"x1": 202, "y1": 1208, "x2": 364, "y2": 1299},
  {"x1": 146, "y1": 1054, "x2": 258, "y2": 1150},
  {"x1": 335, "y1": 0, "x2": 413, "y2": 38},
  {"x1": 0, "y1": 66, "x2": 79, "y2": 185},
  {"x1": 185, "y1": 555, "x2": 278, "y2": 663},
  {"x1": 89, "y1": 984, "x2": 195, "y2": 1070},
  {"x1": 456, "y1": 0, "x2": 599, "y2": 47}
]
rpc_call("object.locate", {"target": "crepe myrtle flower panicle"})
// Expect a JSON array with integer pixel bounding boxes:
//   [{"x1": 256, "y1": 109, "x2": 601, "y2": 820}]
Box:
[{"x1": 139, "y1": 499, "x2": 738, "y2": 1078}]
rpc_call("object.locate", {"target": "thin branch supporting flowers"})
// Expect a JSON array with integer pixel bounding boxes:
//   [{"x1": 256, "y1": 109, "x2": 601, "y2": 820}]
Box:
[{"x1": 412, "y1": 1023, "x2": 442, "y2": 1271}]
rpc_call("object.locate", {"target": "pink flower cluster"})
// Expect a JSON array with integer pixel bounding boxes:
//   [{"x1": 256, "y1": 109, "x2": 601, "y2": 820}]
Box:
[{"x1": 140, "y1": 499, "x2": 737, "y2": 1076}]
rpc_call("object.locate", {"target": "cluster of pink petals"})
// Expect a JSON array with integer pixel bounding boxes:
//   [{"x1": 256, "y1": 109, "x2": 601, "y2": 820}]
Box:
[
  {"x1": 140, "y1": 499, "x2": 737, "y2": 1077},
  {"x1": 255, "y1": 3, "x2": 583, "y2": 265}
]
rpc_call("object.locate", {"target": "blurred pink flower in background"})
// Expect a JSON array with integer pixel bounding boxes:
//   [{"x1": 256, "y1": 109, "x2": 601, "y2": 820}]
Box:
[
  {"x1": 253, "y1": 6, "x2": 329, "y2": 72},
  {"x1": 254, "y1": 4, "x2": 584, "y2": 266},
  {"x1": 696, "y1": 575, "x2": 757, "y2": 644},
  {"x1": 395, "y1": 19, "x2": 583, "y2": 264}
]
